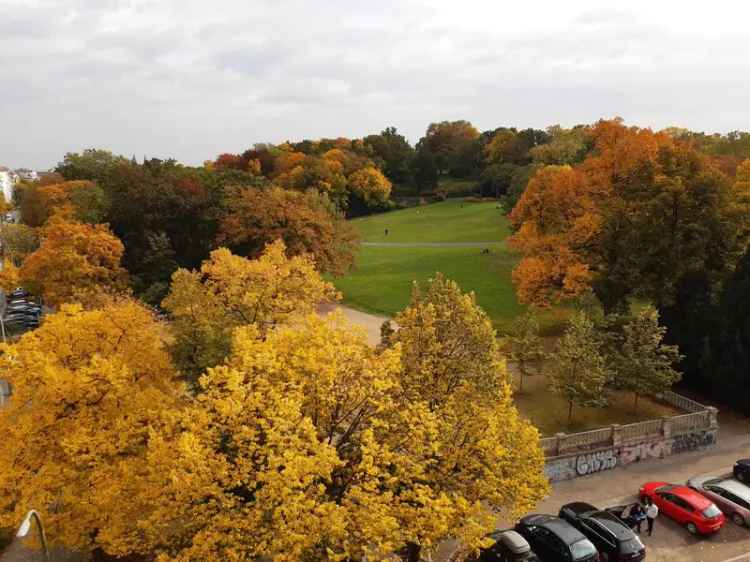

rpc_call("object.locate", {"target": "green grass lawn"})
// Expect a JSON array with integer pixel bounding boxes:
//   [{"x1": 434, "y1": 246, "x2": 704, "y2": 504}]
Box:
[
  {"x1": 336, "y1": 199, "x2": 575, "y2": 333},
  {"x1": 354, "y1": 199, "x2": 506, "y2": 243}
]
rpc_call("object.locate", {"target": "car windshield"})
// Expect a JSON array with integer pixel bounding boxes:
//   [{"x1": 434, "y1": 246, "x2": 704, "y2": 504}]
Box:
[
  {"x1": 619, "y1": 536, "x2": 644, "y2": 553},
  {"x1": 571, "y1": 539, "x2": 597, "y2": 560},
  {"x1": 703, "y1": 504, "x2": 722, "y2": 518}
]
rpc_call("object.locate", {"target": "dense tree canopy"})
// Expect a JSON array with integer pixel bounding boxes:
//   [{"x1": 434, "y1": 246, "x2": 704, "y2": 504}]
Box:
[
  {"x1": 162, "y1": 241, "x2": 339, "y2": 379},
  {"x1": 363, "y1": 127, "x2": 415, "y2": 184},
  {"x1": 216, "y1": 186, "x2": 359, "y2": 276},
  {"x1": 509, "y1": 119, "x2": 750, "y2": 312},
  {"x1": 0, "y1": 300, "x2": 183, "y2": 553},
  {"x1": 420, "y1": 120, "x2": 480, "y2": 176},
  {"x1": 386, "y1": 275, "x2": 548, "y2": 561},
  {"x1": 17, "y1": 180, "x2": 108, "y2": 226},
  {"x1": 20, "y1": 217, "x2": 128, "y2": 306}
]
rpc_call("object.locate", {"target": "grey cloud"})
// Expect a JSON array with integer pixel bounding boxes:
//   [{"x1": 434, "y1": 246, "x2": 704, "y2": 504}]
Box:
[{"x1": 2, "y1": 0, "x2": 750, "y2": 170}]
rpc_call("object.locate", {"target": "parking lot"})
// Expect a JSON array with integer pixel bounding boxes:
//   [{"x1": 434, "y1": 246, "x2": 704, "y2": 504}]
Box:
[
  {"x1": 532, "y1": 410, "x2": 750, "y2": 562},
  {"x1": 431, "y1": 409, "x2": 750, "y2": 562}
]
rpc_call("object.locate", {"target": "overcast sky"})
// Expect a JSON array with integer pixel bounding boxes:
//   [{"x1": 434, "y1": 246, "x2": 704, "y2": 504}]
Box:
[{"x1": 2, "y1": 0, "x2": 749, "y2": 170}]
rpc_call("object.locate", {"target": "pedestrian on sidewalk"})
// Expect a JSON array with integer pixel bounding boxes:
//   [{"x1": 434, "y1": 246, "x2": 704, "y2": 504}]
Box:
[
  {"x1": 631, "y1": 502, "x2": 646, "y2": 534},
  {"x1": 645, "y1": 497, "x2": 659, "y2": 536}
]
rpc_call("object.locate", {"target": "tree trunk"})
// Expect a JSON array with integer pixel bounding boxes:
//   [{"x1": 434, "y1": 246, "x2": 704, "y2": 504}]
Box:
[
  {"x1": 568, "y1": 400, "x2": 574, "y2": 425},
  {"x1": 634, "y1": 392, "x2": 639, "y2": 413},
  {"x1": 519, "y1": 370, "x2": 524, "y2": 393},
  {"x1": 406, "y1": 542, "x2": 421, "y2": 562}
]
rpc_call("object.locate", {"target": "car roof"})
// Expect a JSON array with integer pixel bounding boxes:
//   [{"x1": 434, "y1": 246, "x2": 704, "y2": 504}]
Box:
[
  {"x1": 666, "y1": 485, "x2": 713, "y2": 508},
  {"x1": 520, "y1": 514, "x2": 586, "y2": 545},
  {"x1": 738, "y1": 459, "x2": 750, "y2": 467},
  {"x1": 714, "y1": 479, "x2": 750, "y2": 502},
  {"x1": 585, "y1": 511, "x2": 632, "y2": 540},
  {"x1": 495, "y1": 530, "x2": 531, "y2": 554},
  {"x1": 562, "y1": 502, "x2": 598, "y2": 515}
]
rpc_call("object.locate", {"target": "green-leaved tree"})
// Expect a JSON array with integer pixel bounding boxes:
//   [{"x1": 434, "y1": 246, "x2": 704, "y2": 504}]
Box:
[
  {"x1": 501, "y1": 312, "x2": 547, "y2": 393},
  {"x1": 612, "y1": 306, "x2": 683, "y2": 411},
  {"x1": 547, "y1": 311, "x2": 610, "y2": 424}
]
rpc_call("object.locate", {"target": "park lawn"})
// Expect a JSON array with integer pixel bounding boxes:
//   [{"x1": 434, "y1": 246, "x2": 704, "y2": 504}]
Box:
[
  {"x1": 513, "y1": 373, "x2": 680, "y2": 436},
  {"x1": 336, "y1": 199, "x2": 577, "y2": 333},
  {"x1": 353, "y1": 199, "x2": 507, "y2": 243},
  {"x1": 334, "y1": 244, "x2": 573, "y2": 334}
]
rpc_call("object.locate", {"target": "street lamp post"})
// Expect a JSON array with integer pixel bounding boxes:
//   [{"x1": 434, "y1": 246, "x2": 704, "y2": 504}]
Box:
[{"x1": 16, "y1": 510, "x2": 49, "y2": 562}]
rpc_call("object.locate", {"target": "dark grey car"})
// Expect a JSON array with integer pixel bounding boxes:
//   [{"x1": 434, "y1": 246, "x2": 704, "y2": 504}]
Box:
[{"x1": 688, "y1": 475, "x2": 750, "y2": 526}]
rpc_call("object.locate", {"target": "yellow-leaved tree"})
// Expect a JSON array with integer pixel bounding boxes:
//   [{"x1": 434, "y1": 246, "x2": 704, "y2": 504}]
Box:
[
  {"x1": 161, "y1": 240, "x2": 339, "y2": 380},
  {"x1": 0, "y1": 299, "x2": 184, "y2": 554},
  {"x1": 135, "y1": 314, "x2": 424, "y2": 561},
  {"x1": 386, "y1": 274, "x2": 549, "y2": 561}
]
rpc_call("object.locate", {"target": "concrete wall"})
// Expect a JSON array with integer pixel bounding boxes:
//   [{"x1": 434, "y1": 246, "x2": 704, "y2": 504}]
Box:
[{"x1": 544, "y1": 428, "x2": 718, "y2": 483}]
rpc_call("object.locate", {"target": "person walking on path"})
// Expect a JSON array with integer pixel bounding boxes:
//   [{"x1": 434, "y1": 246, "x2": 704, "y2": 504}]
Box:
[{"x1": 645, "y1": 497, "x2": 659, "y2": 536}]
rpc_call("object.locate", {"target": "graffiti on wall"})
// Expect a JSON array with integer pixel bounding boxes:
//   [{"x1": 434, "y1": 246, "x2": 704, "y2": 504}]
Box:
[
  {"x1": 620, "y1": 441, "x2": 671, "y2": 464},
  {"x1": 672, "y1": 431, "x2": 716, "y2": 455},
  {"x1": 545, "y1": 429, "x2": 719, "y2": 483},
  {"x1": 576, "y1": 449, "x2": 618, "y2": 476},
  {"x1": 545, "y1": 459, "x2": 576, "y2": 482}
]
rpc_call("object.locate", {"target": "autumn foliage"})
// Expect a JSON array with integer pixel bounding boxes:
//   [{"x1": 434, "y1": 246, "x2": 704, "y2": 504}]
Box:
[
  {"x1": 216, "y1": 186, "x2": 359, "y2": 275},
  {"x1": 0, "y1": 300, "x2": 184, "y2": 553},
  {"x1": 20, "y1": 218, "x2": 128, "y2": 306},
  {"x1": 510, "y1": 119, "x2": 750, "y2": 311},
  {"x1": 0, "y1": 236, "x2": 549, "y2": 561},
  {"x1": 161, "y1": 240, "x2": 339, "y2": 378}
]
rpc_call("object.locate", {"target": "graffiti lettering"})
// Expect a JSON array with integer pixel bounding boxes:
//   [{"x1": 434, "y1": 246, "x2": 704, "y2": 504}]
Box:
[
  {"x1": 672, "y1": 431, "x2": 716, "y2": 455},
  {"x1": 576, "y1": 449, "x2": 618, "y2": 476},
  {"x1": 620, "y1": 441, "x2": 670, "y2": 465}
]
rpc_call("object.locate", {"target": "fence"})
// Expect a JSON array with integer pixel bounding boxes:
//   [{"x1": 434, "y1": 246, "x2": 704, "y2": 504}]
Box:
[
  {"x1": 540, "y1": 392, "x2": 718, "y2": 457},
  {"x1": 659, "y1": 390, "x2": 706, "y2": 413}
]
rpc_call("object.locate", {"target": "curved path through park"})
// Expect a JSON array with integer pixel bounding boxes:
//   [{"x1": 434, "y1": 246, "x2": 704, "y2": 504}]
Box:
[
  {"x1": 317, "y1": 303, "x2": 389, "y2": 346},
  {"x1": 362, "y1": 241, "x2": 503, "y2": 248}
]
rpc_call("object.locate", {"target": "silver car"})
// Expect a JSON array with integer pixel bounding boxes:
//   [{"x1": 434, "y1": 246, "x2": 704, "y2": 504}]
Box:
[{"x1": 688, "y1": 475, "x2": 750, "y2": 526}]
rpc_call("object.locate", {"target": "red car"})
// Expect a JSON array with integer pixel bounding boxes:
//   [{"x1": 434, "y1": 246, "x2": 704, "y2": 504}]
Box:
[{"x1": 640, "y1": 481, "x2": 726, "y2": 535}]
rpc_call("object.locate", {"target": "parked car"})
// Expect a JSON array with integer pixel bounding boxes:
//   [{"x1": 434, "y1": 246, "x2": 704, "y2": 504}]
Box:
[
  {"x1": 515, "y1": 514, "x2": 599, "y2": 562},
  {"x1": 605, "y1": 503, "x2": 648, "y2": 533},
  {"x1": 734, "y1": 460, "x2": 750, "y2": 483},
  {"x1": 688, "y1": 475, "x2": 750, "y2": 526},
  {"x1": 469, "y1": 530, "x2": 540, "y2": 562},
  {"x1": 8, "y1": 288, "x2": 28, "y2": 299},
  {"x1": 640, "y1": 482, "x2": 725, "y2": 535},
  {"x1": 6, "y1": 304, "x2": 40, "y2": 313},
  {"x1": 559, "y1": 502, "x2": 645, "y2": 561}
]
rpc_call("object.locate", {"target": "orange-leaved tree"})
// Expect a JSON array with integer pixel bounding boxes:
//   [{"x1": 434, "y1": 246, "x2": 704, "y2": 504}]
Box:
[
  {"x1": 509, "y1": 119, "x2": 750, "y2": 311},
  {"x1": 509, "y1": 164, "x2": 598, "y2": 306},
  {"x1": 216, "y1": 186, "x2": 359, "y2": 276},
  {"x1": 20, "y1": 217, "x2": 128, "y2": 306},
  {"x1": 347, "y1": 166, "x2": 392, "y2": 205}
]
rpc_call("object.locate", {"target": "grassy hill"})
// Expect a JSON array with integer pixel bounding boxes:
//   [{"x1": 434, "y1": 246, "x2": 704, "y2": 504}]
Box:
[
  {"x1": 354, "y1": 199, "x2": 506, "y2": 243},
  {"x1": 334, "y1": 200, "x2": 572, "y2": 333}
]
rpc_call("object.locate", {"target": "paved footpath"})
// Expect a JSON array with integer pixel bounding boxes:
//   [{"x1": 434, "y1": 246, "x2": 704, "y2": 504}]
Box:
[{"x1": 362, "y1": 241, "x2": 504, "y2": 248}]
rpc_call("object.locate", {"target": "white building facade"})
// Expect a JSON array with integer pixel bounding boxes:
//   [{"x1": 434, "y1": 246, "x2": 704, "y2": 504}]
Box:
[{"x1": 0, "y1": 167, "x2": 16, "y2": 206}]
